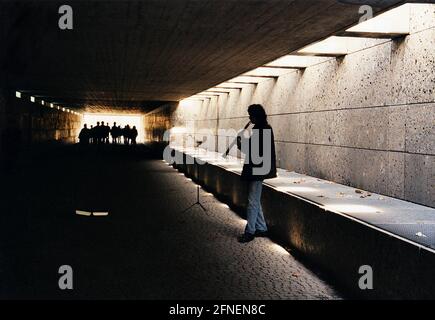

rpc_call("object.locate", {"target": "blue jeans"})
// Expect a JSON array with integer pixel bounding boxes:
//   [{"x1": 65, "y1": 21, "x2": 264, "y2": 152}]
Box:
[{"x1": 245, "y1": 180, "x2": 268, "y2": 235}]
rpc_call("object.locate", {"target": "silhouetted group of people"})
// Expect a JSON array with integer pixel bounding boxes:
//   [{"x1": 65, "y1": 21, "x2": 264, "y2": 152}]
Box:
[{"x1": 79, "y1": 122, "x2": 138, "y2": 145}]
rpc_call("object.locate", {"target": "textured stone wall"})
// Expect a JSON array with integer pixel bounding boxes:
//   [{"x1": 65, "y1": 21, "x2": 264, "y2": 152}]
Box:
[
  {"x1": 144, "y1": 102, "x2": 186, "y2": 143},
  {"x1": 0, "y1": 90, "x2": 82, "y2": 152},
  {"x1": 165, "y1": 4, "x2": 435, "y2": 207},
  {"x1": 29, "y1": 110, "x2": 82, "y2": 144}
]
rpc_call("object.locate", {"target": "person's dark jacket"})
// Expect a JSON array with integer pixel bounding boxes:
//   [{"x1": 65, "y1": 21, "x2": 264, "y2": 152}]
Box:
[
  {"x1": 131, "y1": 128, "x2": 138, "y2": 138},
  {"x1": 78, "y1": 127, "x2": 90, "y2": 143},
  {"x1": 237, "y1": 123, "x2": 277, "y2": 181}
]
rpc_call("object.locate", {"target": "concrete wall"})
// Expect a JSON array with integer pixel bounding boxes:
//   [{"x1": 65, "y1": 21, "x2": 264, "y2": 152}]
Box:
[
  {"x1": 143, "y1": 102, "x2": 179, "y2": 143},
  {"x1": 0, "y1": 90, "x2": 82, "y2": 155},
  {"x1": 144, "y1": 4, "x2": 435, "y2": 208}
]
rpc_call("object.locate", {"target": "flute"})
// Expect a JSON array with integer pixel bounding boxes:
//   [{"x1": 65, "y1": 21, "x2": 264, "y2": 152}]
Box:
[{"x1": 222, "y1": 121, "x2": 251, "y2": 158}]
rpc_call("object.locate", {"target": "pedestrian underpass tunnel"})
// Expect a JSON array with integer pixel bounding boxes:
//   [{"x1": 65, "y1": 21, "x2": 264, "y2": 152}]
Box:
[{"x1": 0, "y1": 1, "x2": 434, "y2": 300}]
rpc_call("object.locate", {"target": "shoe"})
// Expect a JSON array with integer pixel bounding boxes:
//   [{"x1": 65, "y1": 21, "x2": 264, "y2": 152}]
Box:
[
  {"x1": 254, "y1": 230, "x2": 268, "y2": 237},
  {"x1": 238, "y1": 233, "x2": 255, "y2": 243}
]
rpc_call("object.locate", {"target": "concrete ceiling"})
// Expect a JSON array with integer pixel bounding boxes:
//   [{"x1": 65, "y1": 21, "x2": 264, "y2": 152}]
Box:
[{"x1": 0, "y1": 0, "x2": 429, "y2": 113}]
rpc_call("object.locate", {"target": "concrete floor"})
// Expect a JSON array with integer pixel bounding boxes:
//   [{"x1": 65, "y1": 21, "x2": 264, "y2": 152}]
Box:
[{"x1": 0, "y1": 145, "x2": 341, "y2": 299}]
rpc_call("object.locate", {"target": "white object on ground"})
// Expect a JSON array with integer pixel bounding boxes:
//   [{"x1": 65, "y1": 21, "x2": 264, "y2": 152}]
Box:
[
  {"x1": 93, "y1": 212, "x2": 109, "y2": 216},
  {"x1": 75, "y1": 210, "x2": 91, "y2": 216}
]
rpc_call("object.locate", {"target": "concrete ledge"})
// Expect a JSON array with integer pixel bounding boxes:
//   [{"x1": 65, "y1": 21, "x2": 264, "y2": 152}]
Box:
[{"x1": 169, "y1": 146, "x2": 435, "y2": 299}]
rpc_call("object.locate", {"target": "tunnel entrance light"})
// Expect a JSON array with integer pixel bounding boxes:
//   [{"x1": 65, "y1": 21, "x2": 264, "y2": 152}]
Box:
[
  {"x1": 243, "y1": 67, "x2": 292, "y2": 77},
  {"x1": 266, "y1": 55, "x2": 332, "y2": 68},
  {"x1": 83, "y1": 113, "x2": 144, "y2": 143},
  {"x1": 296, "y1": 36, "x2": 387, "y2": 57},
  {"x1": 15, "y1": 91, "x2": 21, "y2": 98},
  {"x1": 345, "y1": 3, "x2": 410, "y2": 38}
]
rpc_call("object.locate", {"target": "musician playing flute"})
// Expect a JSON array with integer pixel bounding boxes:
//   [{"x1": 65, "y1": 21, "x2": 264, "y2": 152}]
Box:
[{"x1": 236, "y1": 104, "x2": 277, "y2": 243}]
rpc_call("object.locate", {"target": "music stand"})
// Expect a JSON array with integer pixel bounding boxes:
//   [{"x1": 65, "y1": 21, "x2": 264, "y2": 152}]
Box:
[{"x1": 180, "y1": 143, "x2": 207, "y2": 213}]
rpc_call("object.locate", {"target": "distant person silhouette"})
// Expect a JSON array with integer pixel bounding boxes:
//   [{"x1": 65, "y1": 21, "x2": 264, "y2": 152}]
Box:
[
  {"x1": 104, "y1": 122, "x2": 110, "y2": 144},
  {"x1": 131, "y1": 126, "x2": 138, "y2": 145},
  {"x1": 89, "y1": 125, "x2": 95, "y2": 144},
  {"x1": 116, "y1": 125, "x2": 122, "y2": 144},
  {"x1": 100, "y1": 121, "x2": 106, "y2": 144},
  {"x1": 78, "y1": 124, "x2": 90, "y2": 144},
  {"x1": 111, "y1": 122, "x2": 118, "y2": 144},
  {"x1": 94, "y1": 122, "x2": 101, "y2": 144},
  {"x1": 123, "y1": 125, "x2": 131, "y2": 145},
  {"x1": 82, "y1": 121, "x2": 138, "y2": 146}
]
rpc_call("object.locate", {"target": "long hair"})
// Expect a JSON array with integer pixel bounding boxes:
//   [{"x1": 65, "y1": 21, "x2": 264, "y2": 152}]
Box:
[{"x1": 248, "y1": 104, "x2": 268, "y2": 126}]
